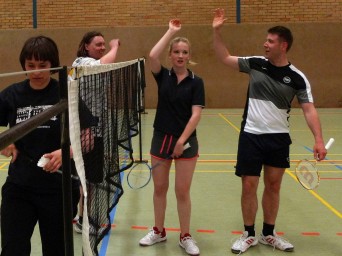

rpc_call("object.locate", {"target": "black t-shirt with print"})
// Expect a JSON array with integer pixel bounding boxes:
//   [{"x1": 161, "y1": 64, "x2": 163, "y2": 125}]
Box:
[{"x1": 0, "y1": 78, "x2": 94, "y2": 192}]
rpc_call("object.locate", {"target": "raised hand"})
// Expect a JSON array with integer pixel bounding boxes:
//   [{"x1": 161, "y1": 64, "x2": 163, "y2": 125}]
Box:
[
  {"x1": 213, "y1": 8, "x2": 227, "y2": 29},
  {"x1": 169, "y1": 19, "x2": 182, "y2": 32},
  {"x1": 109, "y1": 39, "x2": 120, "y2": 48}
]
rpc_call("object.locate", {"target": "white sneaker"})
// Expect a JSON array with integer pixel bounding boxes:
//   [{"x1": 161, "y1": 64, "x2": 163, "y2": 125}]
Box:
[
  {"x1": 231, "y1": 231, "x2": 258, "y2": 254},
  {"x1": 259, "y1": 231, "x2": 294, "y2": 252},
  {"x1": 139, "y1": 227, "x2": 167, "y2": 246},
  {"x1": 179, "y1": 234, "x2": 200, "y2": 256}
]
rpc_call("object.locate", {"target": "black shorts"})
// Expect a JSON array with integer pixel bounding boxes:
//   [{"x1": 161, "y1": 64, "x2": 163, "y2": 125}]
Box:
[
  {"x1": 150, "y1": 130, "x2": 198, "y2": 160},
  {"x1": 235, "y1": 131, "x2": 292, "y2": 177}
]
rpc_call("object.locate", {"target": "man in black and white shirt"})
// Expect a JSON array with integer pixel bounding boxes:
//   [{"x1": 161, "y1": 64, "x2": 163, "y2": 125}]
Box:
[{"x1": 212, "y1": 8, "x2": 327, "y2": 254}]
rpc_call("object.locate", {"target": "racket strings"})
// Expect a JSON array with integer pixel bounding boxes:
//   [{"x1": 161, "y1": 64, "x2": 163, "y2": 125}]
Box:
[
  {"x1": 295, "y1": 160, "x2": 319, "y2": 189},
  {"x1": 127, "y1": 162, "x2": 152, "y2": 189}
]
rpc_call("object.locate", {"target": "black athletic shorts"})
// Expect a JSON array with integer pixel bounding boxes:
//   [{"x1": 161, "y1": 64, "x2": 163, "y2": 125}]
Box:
[
  {"x1": 150, "y1": 130, "x2": 198, "y2": 160},
  {"x1": 235, "y1": 131, "x2": 292, "y2": 177}
]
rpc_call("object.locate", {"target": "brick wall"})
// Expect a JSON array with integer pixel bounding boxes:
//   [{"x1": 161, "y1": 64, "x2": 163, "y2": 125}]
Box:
[{"x1": 0, "y1": 0, "x2": 341, "y2": 29}]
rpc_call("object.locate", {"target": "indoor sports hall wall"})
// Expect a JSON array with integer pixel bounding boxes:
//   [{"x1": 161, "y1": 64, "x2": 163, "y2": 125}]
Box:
[
  {"x1": 0, "y1": 23, "x2": 341, "y2": 108},
  {"x1": 0, "y1": 0, "x2": 341, "y2": 28}
]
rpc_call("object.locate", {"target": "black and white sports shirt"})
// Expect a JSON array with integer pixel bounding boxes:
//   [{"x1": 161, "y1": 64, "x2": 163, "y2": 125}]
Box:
[{"x1": 238, "y1": 56, "x2": 313, "y2": 135}]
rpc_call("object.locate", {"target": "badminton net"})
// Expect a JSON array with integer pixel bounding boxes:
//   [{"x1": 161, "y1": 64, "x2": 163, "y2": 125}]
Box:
[{"x1": 69, "y1": 59, "x2": 143, "y2": 255}]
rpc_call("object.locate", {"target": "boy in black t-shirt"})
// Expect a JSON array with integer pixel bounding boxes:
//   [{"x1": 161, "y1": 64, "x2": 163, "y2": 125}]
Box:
[{"x1": 0, "y1": 36, "x2": 93, "y2": 256}]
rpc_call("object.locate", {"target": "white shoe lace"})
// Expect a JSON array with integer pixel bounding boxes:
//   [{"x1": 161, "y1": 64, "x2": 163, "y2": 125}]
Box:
[
  {"x1": 146, "y1": 229, "x2": 158, "y2": 239},
  {"x1": 181, "y1": 236, "x2": 199, "y2": 254},
  {"x1": 231, "y1": 232, "x2": 256, "y2": 255},
  {"x1": 263, "y1": 233, "x2": 293, "y2": 251},
  {"x1": 273, "y1": 235, "x2": 292, "y2": 251}
]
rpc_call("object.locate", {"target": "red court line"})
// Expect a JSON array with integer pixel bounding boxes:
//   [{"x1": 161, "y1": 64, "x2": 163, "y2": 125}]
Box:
[
  {"x1": 197, "y1": 229, "x2": 215, "y2": 233},
  {"x1": 131, "y1": 226, "x2": 148, "y2": 230},
  {"x1": 166, "y1": 227, "x2": 181, "y2": 232},
  {"x1": 231, "y1": 231, "x2": 243, "y2": 235},
  {"x1": 301, "y1": 232, "x2": 320, "y2": 236},
  {"x1": 97, "y1": 224, "x2": 114, "y2": 228},
  {"x1": 120, "y1": 225, "x2": 342, "y2": 237}
]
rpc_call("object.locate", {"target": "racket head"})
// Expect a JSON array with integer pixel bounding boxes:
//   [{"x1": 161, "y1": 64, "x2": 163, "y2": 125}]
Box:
[
  {"x1": 127, "y1": 162, "x2": 152, "y2": 189},
  {"x1": 295, "y1": 159, "x2": 320, "y2": 190}
]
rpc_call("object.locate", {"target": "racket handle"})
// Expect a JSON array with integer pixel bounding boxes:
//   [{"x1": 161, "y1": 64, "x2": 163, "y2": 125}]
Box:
[
  {"x1": 56, "y1": 170, "x2": 79, "y2": 180},
  {"x1": 325, "y1": 138, "x2": 335, "y2": 150}
]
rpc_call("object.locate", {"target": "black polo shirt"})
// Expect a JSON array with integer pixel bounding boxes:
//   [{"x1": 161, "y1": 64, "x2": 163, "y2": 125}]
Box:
[{"x1": 153, "y1": 66, "x2": 205, "y2": 137}]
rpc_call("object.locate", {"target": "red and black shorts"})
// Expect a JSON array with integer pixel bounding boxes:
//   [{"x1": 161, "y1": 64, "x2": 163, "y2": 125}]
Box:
[{"x1": 150, "y1": 130, "x2": 199, "y2": 160}]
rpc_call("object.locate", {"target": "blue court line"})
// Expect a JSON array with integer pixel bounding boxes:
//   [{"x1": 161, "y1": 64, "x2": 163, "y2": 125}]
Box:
[
  {"x1": 304, "y1": 145, "x2": 342, "y2": 170},
  {"x1": 100, "y1": 130, "x2": 136, "y2": 254},
  {"x1": 99, "y1": 171, "x2": 124, "y2": 255}
]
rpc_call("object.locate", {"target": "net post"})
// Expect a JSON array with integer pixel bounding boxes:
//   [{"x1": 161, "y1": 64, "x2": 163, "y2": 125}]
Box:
[
  {"x1": 59, "y1": 66, "x2": 74, "y2": 256},
  {"x1": 138, "y1": 58, "x2": 148, "y2": 114},
  {"x1": 135, "y1": 58, "x2": 148, "y2": 164}
]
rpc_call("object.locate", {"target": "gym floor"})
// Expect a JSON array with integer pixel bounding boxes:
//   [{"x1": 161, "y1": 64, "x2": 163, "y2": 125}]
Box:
[{"x1": 1, "y1": 108, "x2": 341, "y2": 255}]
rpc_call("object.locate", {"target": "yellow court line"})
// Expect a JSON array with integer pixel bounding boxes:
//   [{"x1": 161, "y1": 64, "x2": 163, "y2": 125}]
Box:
[
  {"x1": 286, "y1": 169, "x2": 342, "y2": 219},
  {"x1": 197, "y1": 159, "x2": 342, "y2": 163},
  {"x1": 218, "y1": 113, "x2": 240, "y2": 133},
  {"x1": 193, "y1": 169, "x2": 342, "y2": 174},
  {"x1": 0, "y1": 163, "x2": 8, "y2": 169},
  {"x1": 212, "y1": 112, "x2": 342, "y2": 219},
  {"x1": 1, "y1": 148, "x2": 341, "y2": 219}
]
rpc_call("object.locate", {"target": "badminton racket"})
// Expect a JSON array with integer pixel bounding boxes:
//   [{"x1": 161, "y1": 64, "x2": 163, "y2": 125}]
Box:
[
  {"x1": 127, "y1": 142, "x2": 191, "y2": 189},
  {"x1": 295, "y1": 138, "x2": 335, "y2": 190}
]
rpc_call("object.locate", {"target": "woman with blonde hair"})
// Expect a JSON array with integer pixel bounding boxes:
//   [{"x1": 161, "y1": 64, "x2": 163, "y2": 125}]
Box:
[{"x1": 139, "y1": 19, "x2": 205, "y2": 256}]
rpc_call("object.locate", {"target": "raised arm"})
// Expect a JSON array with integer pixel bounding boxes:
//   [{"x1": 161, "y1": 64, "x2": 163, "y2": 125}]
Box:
[
  {"x1": 212, "y1": 8, "x2": 239, "y2": 70},
  {"x1": 100, "y1": 38, "x2": 120, "y2": 64},
  {"x1": 149, "y1": 19, "x2": 181, "y2": 73}
]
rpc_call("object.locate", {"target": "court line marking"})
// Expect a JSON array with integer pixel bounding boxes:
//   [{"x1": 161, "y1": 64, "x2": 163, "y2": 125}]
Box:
[
  {"x1": 116, "y1": 225, "x2": 342, "y2": 237},
  {"x1": 286, "y1": 169, "x2": 342, "y2": 219},
  {"x1": 303, "y1": 145, "x2": 342, "y2": 170},
  {"x1": 0, "y1": 163, "x2": 7, "y2": 169},
  {"x1": 218, "y1": 113, "x2": 240, "y2": 133},
  {"x1": 99, "y1": 171, "x2": 124, "y2": 256},
  {"x1": 218, "y1": 112, "x2": 342, "y2": 220},
  {"x1": 301, "y1": 232, "x2": 320, "y2": 236}
]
